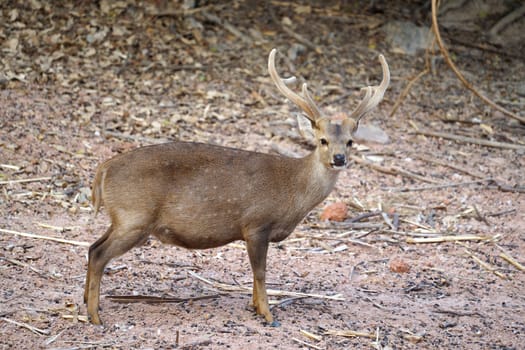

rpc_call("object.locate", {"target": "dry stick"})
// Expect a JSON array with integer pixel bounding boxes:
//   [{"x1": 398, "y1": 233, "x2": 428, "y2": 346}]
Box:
[
  {"x1": 350, "y1": 155, "x2": 440, "y2": 184},
  {"x1": 1, "y1": 317, "x2": 50, "y2": 336},
  {"x1": 406, "y1": 234, "x2": 493, "y2": 244},
  {"x1": 291, "y1": 338, "x2": 323, "y2": 350},
  {"x1": 433, "y1": 307, "x2": 484, "y2": 317},
  {"x1": 489, "y1": 4, "x2": 525, "y2": 38},
  {"x1": 268, "y1": 4, "x2": 322, "y2": 54},
  {"x1": 0, "y1": 256, "x2": 59, "y2": 280},
  {"x1": 498, "y1": 253, "x2": 525, "y2": 272},
  {"x1": 105, "y1": 294, "x2": 220, "y2": 303},
  {"x1": 0, "y1": 228, "x2": 90, "y2": 247},
  {"x1": 415, "y1": 129, "x2": 525, "y2": 151},
  {"x1": 388, "y1": 179, "x2": 491, "y2": 192},
  {"x1": 431, "y1": 0, "x2": 525, "y2": 124},
  {"x1": 300, "y1": 329, "x2": 323, "y2": 342},
  {"x1": 188, "y1": 271, "x2": 344, "y2": 301},
  {"x1": 410, "y1": 153, "x2": 485, "y2": 179},
  {"x1": 201, "y1": 11, "x2": 252, "y2": 44},
  {"x1": 324, "y1": 329, "x2": 376, "y2": 339},
  {"x1": 389, "y1": 68, "x2": 429, "y2": 118},
  {"x1": 464, "y1": 248, "x2": 507, "y2": 280},
  {"x1": 0, "y1": 177, "x2": 52, "y2": 185}
]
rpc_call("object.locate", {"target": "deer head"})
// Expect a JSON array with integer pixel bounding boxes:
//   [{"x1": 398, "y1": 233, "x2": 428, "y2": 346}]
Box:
[{"x1": 268, "y1": 49, "x2": 390, "y2": 169}]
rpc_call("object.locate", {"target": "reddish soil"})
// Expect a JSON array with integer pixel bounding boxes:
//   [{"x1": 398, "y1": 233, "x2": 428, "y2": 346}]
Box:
[{"x1": 1, "y1": 1, "x2": 524, "y2": 349}]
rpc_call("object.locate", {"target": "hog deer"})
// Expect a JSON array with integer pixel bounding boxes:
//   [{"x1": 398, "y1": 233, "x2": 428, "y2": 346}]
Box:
[{"x1": 84, "y1": 49, "x2": 389, "y2": 325}]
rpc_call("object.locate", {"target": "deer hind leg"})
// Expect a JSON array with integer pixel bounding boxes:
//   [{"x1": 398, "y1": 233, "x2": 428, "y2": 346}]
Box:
[
  {"x1": 84, "y1": 226, "x2": 113, "y2": 304},
  {"x1": 85, "y1": 225, "x2": 148, "y2": 325},
  {"x1": 245, "y1": 231, "x2": 273, "y2": 323}
]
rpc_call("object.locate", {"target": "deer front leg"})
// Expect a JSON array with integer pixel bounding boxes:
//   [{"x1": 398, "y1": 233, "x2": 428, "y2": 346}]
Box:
[{"x1": 245, "y1": 231, "x2": 273, "y2": 324}]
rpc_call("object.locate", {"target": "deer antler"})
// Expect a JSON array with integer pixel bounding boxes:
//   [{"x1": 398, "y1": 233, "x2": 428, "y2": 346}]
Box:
[
  {"x1": 268, "y1": 49, "x2": 321, "y2": 123},
  {"x1": 349, "y1": 54, "x2": 390, "y2": 122}
]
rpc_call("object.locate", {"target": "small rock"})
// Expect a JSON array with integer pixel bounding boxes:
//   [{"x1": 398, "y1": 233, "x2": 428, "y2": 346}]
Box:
[
  {"x1": 383, "y1": 20, "x2": 432, "y2": 55},
  {"x1": 320, "y1": 202, "x2": 348, "y2": 222},
  {"x1": 389, "y1": 257, "x2": 411, "y2": 273}
]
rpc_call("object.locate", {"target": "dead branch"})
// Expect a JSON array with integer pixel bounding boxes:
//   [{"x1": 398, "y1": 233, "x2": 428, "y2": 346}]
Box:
[
  {"x1": 390, "y1": 68, "x2": 429, "y2": 118},
  {"x1": 0, "y1": 228, "x2": 90, "y2": 247},
  {"x1": 415, "y1": 129, "x2": 525, "y2": 151},
  {"x1": 201, "y1": 11, "x2": 252, "y2": 44},
  {"x1": 106, "y1": 294, "x2": 220, "y2": 303},
  {"x1": 0, "y1": 177, "x2": 52, "y2": 185},
  {"x1": 431, "y1": 0, "x2": 525, "y2": 124},
  {"x1": 411, "y1": 153, "x2": 485, "y2": 178},
  {"x1": 350, "y1": 155, "x2": 440, "y2": 184},
  {"x1": 1, "y1": 317, "x2": 50, "y2": 336},
  {"x1": 406, "y1": 234, "x2": 493, "y2": 244},
  {"x1": 188, "y1": 271, "x2": 344, "y2": 301}
]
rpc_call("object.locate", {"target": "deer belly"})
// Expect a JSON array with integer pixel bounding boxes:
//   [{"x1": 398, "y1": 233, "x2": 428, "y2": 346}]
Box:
[{"x1": 152, "y1": 223, "x2": 241, "y2": 249}]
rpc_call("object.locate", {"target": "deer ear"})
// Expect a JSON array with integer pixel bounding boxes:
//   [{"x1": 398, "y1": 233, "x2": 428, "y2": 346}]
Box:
[{"x1": 296, "y1": 114, "x2": 315, "y2": 140}]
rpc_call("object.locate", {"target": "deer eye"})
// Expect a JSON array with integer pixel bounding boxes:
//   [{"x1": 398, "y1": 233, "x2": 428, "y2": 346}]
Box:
[
  {"x1": 320, "y1": 138, "x2": 328, "y2": 146},
  {"x1": 346, "y1": 140, "x2": 353, "y2": 147}
]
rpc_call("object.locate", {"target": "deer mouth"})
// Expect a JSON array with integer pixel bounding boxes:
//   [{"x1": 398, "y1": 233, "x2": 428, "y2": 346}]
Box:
[{"x1": 330, "y1": 161, "x2": 347, "y2": 170}]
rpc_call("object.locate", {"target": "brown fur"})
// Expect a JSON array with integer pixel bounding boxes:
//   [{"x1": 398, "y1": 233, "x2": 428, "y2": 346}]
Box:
[{"x1": 84, "y1": 50, "x2": 389, "y2": 325}]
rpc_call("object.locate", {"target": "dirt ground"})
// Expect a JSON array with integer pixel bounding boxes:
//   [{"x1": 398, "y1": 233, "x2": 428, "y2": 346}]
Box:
[{"x1": 1, "y1": 1, "x2": 524, "y2": 349}]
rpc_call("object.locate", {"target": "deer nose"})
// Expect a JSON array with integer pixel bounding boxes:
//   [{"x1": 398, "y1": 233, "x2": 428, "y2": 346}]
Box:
[{"x1": 333, "y1": 154, "x2": 346, "y2": 167}]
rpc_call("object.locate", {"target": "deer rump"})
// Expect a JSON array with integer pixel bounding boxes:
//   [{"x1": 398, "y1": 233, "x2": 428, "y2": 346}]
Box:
[{"x1": 93, "y1": 141, "x2": 324, "y2": 249}]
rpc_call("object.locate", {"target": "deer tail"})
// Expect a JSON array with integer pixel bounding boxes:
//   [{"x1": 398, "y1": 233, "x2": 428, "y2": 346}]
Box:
[{"x1": 91, "y1": 164, "x2": 107, "y2": 216}]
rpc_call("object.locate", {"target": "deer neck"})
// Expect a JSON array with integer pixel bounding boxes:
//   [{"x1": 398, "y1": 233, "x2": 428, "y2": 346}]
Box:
[{"x1": 295, "y1": 149, "x2": 341, "y2": 206}]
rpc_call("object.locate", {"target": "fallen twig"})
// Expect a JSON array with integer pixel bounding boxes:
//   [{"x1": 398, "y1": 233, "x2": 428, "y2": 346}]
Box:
[
  {"x1": 433, "y1": 307, "x2": 484, "y2": 317},
  {"x1": 291, "y1": 337, "x2": 324, "y2": 350},
  {"x1": 464, "y1": 249, "x2": 507, "y2": 279},
  {"x1": 0, "y1": 228, "x2": 90, "y2": 247},
  {"x1": 106, "y1": 294, "x2": 220, "y2": 303},
  {"x1": 0, "y1": 177, "x2": 52, "y2": 185},
  {"x1": 410, "y1": 153, "x2": 485, "y2": 179},
  {"x1": 324, "y1": 329, "x2": 376, "y2": 339},
  {"x1": 385, "y1": 179, "x2": 489, "y2": 192},
  {"x1": 0, "y1": 255, "x2": 60, "y2": 280},
  {"x1": 188, "y1": 271, "x2": 344, "y2": 301},
  {"x1": 1, "y1": 317, "x2": 50, "y2": 336},
  {"x1": 390, "y1": 68, "x2": 429, "y2": 118},
  {"x1": 414, "y1": 130, "x2": 525, "y2": 151},
  {"x1": 350, "y1": 155, "x2": 440, "y2": 184},
  {"x1": 406, "y1": 235, "x2": 493, "y2": 244},
  {"x1": 431, "y1": 0, "x2": 525, "y2": 124},
  {"x1": 268, "y1": 3, "x2": 322, "y2": 53},
  {"x1": 202, "y1": 11, "x2": 252, "y2": 44},
  {"x1": 498, "y1": 252, "x2": 525, "y2": 272}
]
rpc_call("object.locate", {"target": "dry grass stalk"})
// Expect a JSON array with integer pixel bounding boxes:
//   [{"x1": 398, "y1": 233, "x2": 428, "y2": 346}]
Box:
[
  {"x1": 35, "y1": 222, "x2": 77, "y2": 232},
  {"x1": 300, "y1": 329, "x2": 323, "y2": 341},
  {"x1": 0, "y1": 228, "x2": 90, "y2": 247},
  {"x1": 188, "y1": 271, "x2": 344, "y2": 301},
  {"x1": 291, "y1": 337, "x2": 324, "y2": 350},
  {"x1": 324, "y1": 329, "x2": 376, "y2": 339},
  {"x1": 498, "y1": 253, "x2": 525, "y2": 272},
  {"x1": 464, "y1": 249, "x2": 507, "y2": 280},
  {"x1": 0, "y1": 256, "x2": 60, "y2": 280},
  {"x1": 1, "y1": 317, "x2": 50, "y2": 336},
  {"x1": 0, "y1": 176, "x2": 52, "y2": 185},
  {"x1": 0, "y1": 164, "x2": 21, "y2": 171},
  {"x1": 406, "y1": 235, "x2": 492, "y2": 244}
]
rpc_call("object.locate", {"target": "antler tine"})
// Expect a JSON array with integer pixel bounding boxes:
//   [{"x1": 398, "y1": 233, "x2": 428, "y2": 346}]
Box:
[
  {"x1": 268, "y1": 49, "x2": 321, "y2": 122},
  {"x1": 302, "y1": 83, "x2": 322, "y2": 120},
  {"x1": 349, "y1": 54, "x2": 390, "y2": 122}
]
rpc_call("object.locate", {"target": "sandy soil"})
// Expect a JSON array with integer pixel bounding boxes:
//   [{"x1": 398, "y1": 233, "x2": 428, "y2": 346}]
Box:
[{"x1": 1, "y1": 1, "x2": 524, "y2": 349}]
